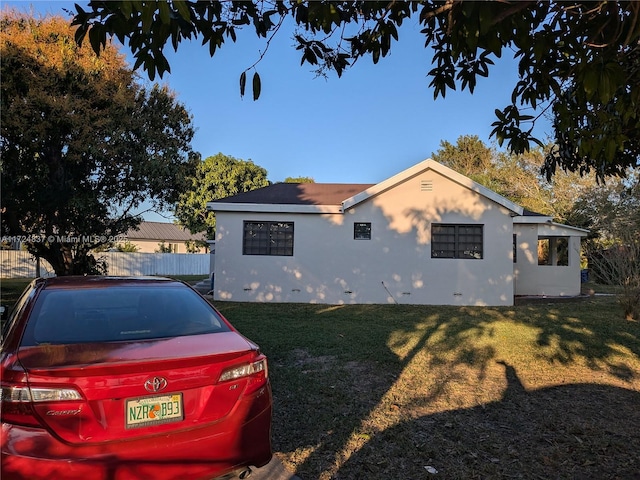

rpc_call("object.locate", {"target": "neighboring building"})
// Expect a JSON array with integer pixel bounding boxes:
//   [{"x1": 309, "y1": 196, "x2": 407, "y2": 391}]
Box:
[
  {"x1": 123, "y1": 221, "x2": 208, "y2": 253},
  {"x1": 207, "y1": 159, "x2": 588, "y2": 306}
]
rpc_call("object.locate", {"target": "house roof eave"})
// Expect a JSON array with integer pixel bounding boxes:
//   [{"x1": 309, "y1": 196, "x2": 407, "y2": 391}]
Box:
[
  {"x1": 207, "y1": 202, "x2": 343, "y2": 214},
  {"x1": 514, "y1": 220, "x2": 590, "y2": 237},
  {"x1": 540, "y1": 222, "x2": 590, "y2": 237}
]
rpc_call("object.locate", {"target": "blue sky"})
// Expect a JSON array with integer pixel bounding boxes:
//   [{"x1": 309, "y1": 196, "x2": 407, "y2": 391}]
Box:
[{"x1": 7, "y1": 1, "x2": 552, "y2": 222}]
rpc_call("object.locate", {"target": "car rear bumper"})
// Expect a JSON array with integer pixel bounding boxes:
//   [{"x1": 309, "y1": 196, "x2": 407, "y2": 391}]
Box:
[{"x1": 1, "y1": 384, "x2": 272, "y2": 480}]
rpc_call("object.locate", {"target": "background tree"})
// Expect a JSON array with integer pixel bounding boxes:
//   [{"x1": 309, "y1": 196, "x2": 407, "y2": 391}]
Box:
[
  {"x1": 116, "y1": 241, "x2": 139, "y2": 253},
  {"x1": 284, "y1": 176, "x2": 315, "y2": 183},
  {"x1": 431, "y1": 135, "x2": 597, "y2": 222},
  {"x1": 72, "y1": 1, "x2": 640, "y2": 180},
  {"x1": 584, "y1": 229, "x2": 640, "y2": 321},
  {"x1": 430, "y1": 135, "x2": 502, "y2": 192},
  {"x1": 174, "y1": 153, "x2": 270, "y2": 240},
  {"x1": 0, "y1": 10, "x2": 198, "y2": 275},
  {"x1": 568, "y1": 170, "x2": 640, "y2": 244},
  {"x1": 155, "y1": 241, "x2": 175, "y2": 254}
]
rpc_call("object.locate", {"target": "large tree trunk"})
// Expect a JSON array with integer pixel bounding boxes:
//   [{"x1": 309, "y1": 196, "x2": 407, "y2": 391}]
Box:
[{"x1": 28, "y1": 242, "x2": 106, "y2": 276}]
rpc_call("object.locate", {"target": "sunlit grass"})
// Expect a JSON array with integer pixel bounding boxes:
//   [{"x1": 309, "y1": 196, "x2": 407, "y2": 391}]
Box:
[{"x1": 0, "y1": 278, "x2": 32, "y2": 305}]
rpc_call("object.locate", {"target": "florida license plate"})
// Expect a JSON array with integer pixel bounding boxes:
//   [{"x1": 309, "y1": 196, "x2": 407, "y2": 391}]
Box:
[{"x1": 126, "y1": 393, "x2": 183, "y2": 429}]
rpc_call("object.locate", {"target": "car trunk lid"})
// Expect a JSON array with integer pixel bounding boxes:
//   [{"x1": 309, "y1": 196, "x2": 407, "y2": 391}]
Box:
[{"x1": 16, "y1": 332, "x2": 260, "y2": 445}]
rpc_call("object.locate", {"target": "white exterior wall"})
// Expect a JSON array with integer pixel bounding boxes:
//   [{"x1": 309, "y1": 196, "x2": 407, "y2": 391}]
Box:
[
  {"x1": 514, "y1": 224, "x2": 583, "y2": 296},
  {"x1": 214, "y1": 170, "x2": 516, "y2": 306}
]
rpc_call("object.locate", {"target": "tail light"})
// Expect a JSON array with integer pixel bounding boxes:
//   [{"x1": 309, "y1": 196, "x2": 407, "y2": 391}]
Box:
[
  {"x1": 218, "y1": 356, "x2": 268, "y2": 394},
  {"x1": 1, "y1": 383, "x2": 82, "y2": 427}
]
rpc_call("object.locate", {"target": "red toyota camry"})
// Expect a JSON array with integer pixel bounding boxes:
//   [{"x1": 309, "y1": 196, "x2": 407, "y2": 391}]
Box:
[{"x1": 0, "y1": 276, "x2": 272, "y2": 480}]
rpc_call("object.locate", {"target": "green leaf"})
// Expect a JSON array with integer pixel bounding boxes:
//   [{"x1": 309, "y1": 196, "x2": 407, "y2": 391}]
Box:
[
  {"x1": 173, "y1": 0, "x2": 191, "y2": 21},
  {"x1": 141, "y1": 5, "x2": 154, "y2": 34},
  {"x1": 88, "y1": 26, "x2": 105, "y2": 55},
  {"x1": 583, "y1": 68, "x2": 598, "y2": 99},
  {"x1": 303, "y1": 47, "x2": 318, "y2": 65},
  {"x1": 372, "y1": 46, "x2": 380, "y2": 64},
  {"x1": 120, "y1": 1, "x2": 132, "y2": 18},
  {"x1": 239, "y1": 71, "x2": 246, "y2": 98},
  {"x1": 158, "y1": 1, "x2": 171, "y2": 24},
  {"x1": 252, "y1": 72, "x2": 261, "y2": 101}
]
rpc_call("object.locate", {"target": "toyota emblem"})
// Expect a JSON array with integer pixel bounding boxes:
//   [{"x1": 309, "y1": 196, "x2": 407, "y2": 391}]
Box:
[{"x1": 144, "y1": 377, "x2": 168, "y2": 393}]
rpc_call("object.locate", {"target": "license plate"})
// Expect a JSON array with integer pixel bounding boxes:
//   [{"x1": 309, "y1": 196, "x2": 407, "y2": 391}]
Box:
[{"x1": 125, "y1": 393, "x2": 183, "y2": 429}]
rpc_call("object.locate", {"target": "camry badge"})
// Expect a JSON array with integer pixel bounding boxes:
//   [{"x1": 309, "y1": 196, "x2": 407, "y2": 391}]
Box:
[{"x1": 144, "y1": 377, "x2": 168, "y2": 393}]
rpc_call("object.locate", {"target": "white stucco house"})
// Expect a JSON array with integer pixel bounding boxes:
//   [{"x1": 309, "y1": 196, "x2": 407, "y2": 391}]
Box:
[{"x1": 207, "y1": 159, "x2": 588, "y2": 306}]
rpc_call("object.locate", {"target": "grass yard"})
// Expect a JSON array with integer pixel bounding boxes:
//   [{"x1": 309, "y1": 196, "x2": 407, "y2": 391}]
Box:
[
  {"x1": 0, "y1": 278, "x2": 32, "y2": 305},
  {"x1": 214, "y1": 297, "x2": 640, "y2": 480}
]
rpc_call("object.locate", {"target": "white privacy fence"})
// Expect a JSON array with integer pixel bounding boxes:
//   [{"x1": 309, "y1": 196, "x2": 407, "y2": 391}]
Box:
[{"x1": 0, "y1": 250, "x2": 212, "y2": 278}]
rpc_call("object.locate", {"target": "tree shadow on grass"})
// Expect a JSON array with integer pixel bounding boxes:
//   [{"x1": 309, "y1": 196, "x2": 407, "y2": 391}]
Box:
[
  {"x1": 515, "y1": 299, "x2": 640, "y2": 382},
  {"x1": 335, "y1": 362, "x2": 640, "y2": 479},
  {"x1": 260, "y1": 300, "x2": 640, "y2": 480}
]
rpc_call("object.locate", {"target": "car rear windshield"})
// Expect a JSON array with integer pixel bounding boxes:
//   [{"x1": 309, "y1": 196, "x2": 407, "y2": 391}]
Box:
[{"x1": 21, "y1": 285, "x2": 231, "y2": 346}]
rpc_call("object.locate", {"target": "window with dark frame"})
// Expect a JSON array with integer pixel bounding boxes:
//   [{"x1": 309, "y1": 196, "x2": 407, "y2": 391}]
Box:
[
  {"x1": 354, "y1": 222, "x2": 372, "y2": 240},
  {"x1": 243, "y1": 221, "x2": 294, "y2": 256},
  {"x1": 431, "y1": 224, "x2": 483, "y2": 259}
]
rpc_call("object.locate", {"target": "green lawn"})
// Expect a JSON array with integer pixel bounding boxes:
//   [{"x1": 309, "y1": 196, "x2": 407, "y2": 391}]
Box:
[
  {"x1": 0, "y1": 278, "x2": 32, "y2": 305},
  {"x1": 214, "y1": 298, "x2": 640, "y2": 480}
]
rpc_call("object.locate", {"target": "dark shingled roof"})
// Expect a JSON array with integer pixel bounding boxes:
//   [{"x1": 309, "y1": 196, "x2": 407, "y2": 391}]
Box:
[
  {"x1": 210, "y1": 183, "x2": 375, "y2": 206},
  {"x1": 523, "y1": 208, "x2": 549, "y2": 217}
]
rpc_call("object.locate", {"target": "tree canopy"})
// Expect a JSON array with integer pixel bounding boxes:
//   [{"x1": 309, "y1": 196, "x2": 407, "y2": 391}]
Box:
[
  {"x1": 431, "y1": 134, "x2": 597, "y2": 221},
  {"x1": 174, "y1": 153, "x2": 270, "y2": 240},
  {"x1": 284, "y1": 176, "x2": 315, "y2": 183},
  {"x1": 0, "y1": 10, "x2": 198, "y2": 275},
  {"x1": 431, "y1": 134, "x2": 640, "y2": 245},
  {"x1": 71, "y1": 1, "x2": 640, "y2": 180}
]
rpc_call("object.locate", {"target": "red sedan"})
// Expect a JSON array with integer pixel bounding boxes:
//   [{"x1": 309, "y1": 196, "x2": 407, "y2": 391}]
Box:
[{"x1": 1, "y1": 276, "x2": 272, "y2": 480}]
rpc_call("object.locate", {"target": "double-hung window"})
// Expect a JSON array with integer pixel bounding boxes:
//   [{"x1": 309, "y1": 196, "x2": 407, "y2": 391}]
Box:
[
  {"x1": 431, "y1": 224, "x2": 483, "y2": 259},
  {"x1": 243, "y1": 221, "x2": 294, "y2": 256}
]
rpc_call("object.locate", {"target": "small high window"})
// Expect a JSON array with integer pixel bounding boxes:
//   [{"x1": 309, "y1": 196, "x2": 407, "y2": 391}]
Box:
[
  {"x1": 431, "y1": 224, "x2": 483, "y2": 259},
  {"x1": 354, "y1": 222, "x2": 372, "y2": 240}
]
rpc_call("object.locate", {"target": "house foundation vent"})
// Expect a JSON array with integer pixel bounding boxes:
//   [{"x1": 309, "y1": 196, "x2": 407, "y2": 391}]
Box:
[{"x1": 420, "y1": 180, "x2": 433, "y2": 192}]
